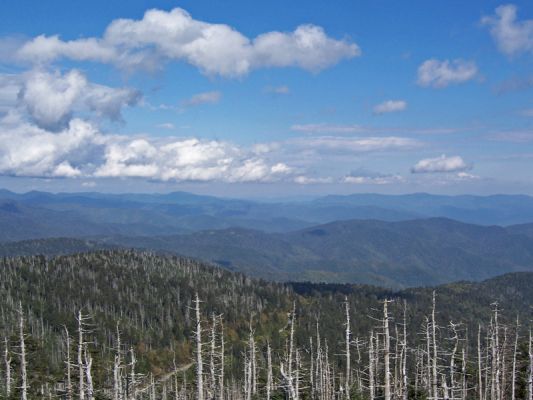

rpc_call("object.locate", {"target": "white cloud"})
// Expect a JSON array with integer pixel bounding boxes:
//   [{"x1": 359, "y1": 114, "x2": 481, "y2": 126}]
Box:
[
  {"x1": 411, "y1": 155, "x2": 471, "y2": 173},
  {"x1": 342, "y1": 169, "x2": 405, "y2": 185},
  {"x1": 181, "y1": 91, "x2": 221, "y2": 107},
  {"x1": 0, "y1": 116, "x2": 292, "y2": 183},
  {"x1": 417, "y1": 59, "x2": 478, "y2": 88},
  {"x1": 293, "y1": 136, "x2": 421, "y2": 153},
  {"x1": 481, "y1": 4, "x2": 533, "y2": 56},
  {"x1": 291, "y1": 123, "x2": 364, "y2": 134},
  {"x1": 294, "y1": 175, "x2": 334, "y2": 185},
  {"x1": 0, "y1": 74, "x2": 21, "y2": 112},
  {"x1": 12, "y1": 69, "x2": 140, "y2": 130},
  {"x1": 0, "y1": 118, "x2": 101, "y2": 177},
  {"x1": 455, "y1": 172, "x2": 480, "y2": 181},
  {"x1": 14, "y1": 8, "x2": 359, "y2": 77},
  {"x1": 373, "y1": 100, "x2": 407, "y2": 115}
]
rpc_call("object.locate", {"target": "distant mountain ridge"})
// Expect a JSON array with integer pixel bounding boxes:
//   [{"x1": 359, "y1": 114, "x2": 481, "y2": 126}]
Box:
[
  {"x1": 2, "y1": 189, "x2": 533, "y2": 243},
  {"x1": 102, "y1": 217, "x2": 533, "y2": 287},
  {"x1": 4, "y1": 217, "x2": 533, "y2": 288}
]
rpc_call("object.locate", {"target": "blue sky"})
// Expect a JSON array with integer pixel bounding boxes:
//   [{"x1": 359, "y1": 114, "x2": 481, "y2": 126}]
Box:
[{"x1": 0, "y1": 0, "x2": 532, "y2": 197}]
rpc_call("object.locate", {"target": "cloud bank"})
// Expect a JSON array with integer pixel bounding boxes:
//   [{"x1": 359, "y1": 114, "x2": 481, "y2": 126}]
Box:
[{"x1": 14, "y1": 8, "x2": 360, "y2": 77}]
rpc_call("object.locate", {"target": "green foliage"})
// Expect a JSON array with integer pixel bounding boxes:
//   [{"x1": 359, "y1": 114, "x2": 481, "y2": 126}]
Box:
[{"x1": 0, "y1": 250, "x2": 532, "y2": 397}]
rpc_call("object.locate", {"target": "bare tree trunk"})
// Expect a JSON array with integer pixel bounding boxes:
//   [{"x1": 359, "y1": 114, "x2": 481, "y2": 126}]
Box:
[
  {"x1": 494, "y1": 305, "x2": 501, "y2": 400},
  {"x1": 130, "y1": 347, "x2": 137, "y2": 400},
  {"x1": 431, "y1": 292, "x2": 438, "y2": 400},
  {"x1": 210, "y1": 314, "x2": 217, "y2": 399},
  {"x1": 19, "y1": 303, "x2": 28, "y2": 400},
  {"x1": 114, "y1": 324, "x2": 123, "y2": 400},
  {"x1": 384, "y1": 300, "x2": 391, "y2": 400},
  {"x1": 266, "y1": 342, "x2": 272, "y2": 400},
  {"x1": 4, "y1": 337, "x2": 11, "y2": 398},
  {"x1": 426, "y1": 318, "x2": 432, "y2": 397},
  {"x1": 479, "y1": 325, "x2": 484, "y2": 400},
  {"x1": 461, "y1": 347, "x2": 467, "y2": 400},
  {"x1": 280, "y1": 363, "x2": 297, "y2": 400},
  {"x1": 369, "y1": 332, "x2": 375, "y2": 400},
  {"x1": 250, "y1": 324, "x2": 257, "y2": 396},
  {"x1": 295, "y1": 348, "x2": 300, "y2": 399},
  {"x1": 194, "y1": 293, "x2": 204, "y2": 400},
  {"x1": 84, "y1": 345, "x2": 94, "y2": 400},
  {"x1": 289, "y1": 302, "x2": 296, "y2": 380},
  {"x1": 219, "y1": 316, "x2": 225, "y2": 400},
  {"x1": 309, "y1": 337, "x2": 314, "y2": 398},
  {"x1": 78, "y1": 310, "x2": 86, "y2": 400},
  {"x1": 64, "y1": 327, "x2": 73, "y2": 400},
  {"x1": 502, "y1": 327, "x2": 508, "y2": 400},
  {"x1": 450, "y1": 322, "x2": 459, "y2": 400},
  {"x1": 345, "y1": 297, "x2": 351, "y2": 399},
  {"x1": 402, "y1": 302, "x2": 408, "y2": 400},
  {"x1": 528, "y1": 330, "x2": 533, "y2": 400},
  {"x1": 511, "y1": 317, "x2": 519, "y2": 400}
]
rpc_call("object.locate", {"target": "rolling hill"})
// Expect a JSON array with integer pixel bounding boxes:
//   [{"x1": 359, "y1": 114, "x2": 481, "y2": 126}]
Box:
[
  {"x1": 97, "y1": 217, "x2": 533, "y2": 287},
  {"x1": 3, "y1": 190, "x2": 533, "y2": 243}
]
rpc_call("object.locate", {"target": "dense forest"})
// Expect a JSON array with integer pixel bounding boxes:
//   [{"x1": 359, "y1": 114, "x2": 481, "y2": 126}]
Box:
[{"x1": 0, "y1": 250, "x2": 532, "y2": 399}]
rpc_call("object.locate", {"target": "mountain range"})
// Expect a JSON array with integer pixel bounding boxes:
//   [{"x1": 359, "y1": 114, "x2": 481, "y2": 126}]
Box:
[{"x1": 3, "y1": 189, "x2": 533, "y2": 288}]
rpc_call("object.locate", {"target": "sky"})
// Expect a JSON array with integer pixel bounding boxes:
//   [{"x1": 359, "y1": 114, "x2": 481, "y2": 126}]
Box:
[{"x1": 0, "y1": 0, "x2": 532, "y2": 197}]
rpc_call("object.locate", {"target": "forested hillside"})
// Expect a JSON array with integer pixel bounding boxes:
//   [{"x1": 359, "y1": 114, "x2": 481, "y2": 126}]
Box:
[
  {"x1": 104, "y1": 218, "x2": 533, "y2": 287},
  {"x1": 0, "y1": 251, "x2": 532, "y2": 399}
]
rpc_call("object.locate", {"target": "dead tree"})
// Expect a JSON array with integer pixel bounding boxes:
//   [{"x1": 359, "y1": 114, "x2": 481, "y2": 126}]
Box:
[
  {"x1": 84, "y1": 344, "x2": 94, "y2": 400},
  {"x1": 218, "y1": 315, "x2": 225, "y2": 400},
  {"x1": 383, "y1": 300, "x2": 392, "y2": 400},
  {"x1": 18, "y1": 303, "x2": 28, "y2": 400},
  {"x1": 431, "y1": 292, "x2": 438, "y2": 400},
  {"x1": 266, "y1": 342, "x2": 273, "y2": 400},
  {"x1": 4, "y1": 337, "x2": 11, "y2": 398},
  {"x1": 511, "y1": 317, "x2": 519, "y2": 400},
  {"x1": 194, "y1": 293, "x2": 204, "y2": 400},
  {"x1": 344, "y1": 297, "x2": 351, "y2": 399},
  {"x1": 64, "y1": 326, "x2": 73, "y2": 400}
]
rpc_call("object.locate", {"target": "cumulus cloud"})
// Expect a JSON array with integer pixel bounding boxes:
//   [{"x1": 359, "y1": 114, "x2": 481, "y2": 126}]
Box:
[
  {"x1": 14, "y1": 8, "x2": 359, "y2": 77},
  {"x1": 0, "y1": 74, "x2": 21, "y2": 112},
  {"x1": 417, "y1": 59, "x2": 478, "y2": 88},
  {"x1": 481, "y1": 4, "x2": 533, "y2": 56},
  {"x1": 0, "y1": 115, "x2": 292, "y2": 183},
  {"x1": 94, "y1": 136, "x2": 292, "y2": 182},
  {"x1": 373, "y1": 100, "x2": 407, "y2": 115},
  {"x1": 411, "y1": 155, "x2": 471, "y2": 173},
  {"x1": 181, "y1": 91, "x2": 221, "y2": 107},
  {"x1": 0, "y1": 118, "x2": 101, "y2": 177},
  {"x1": 11, "y1": 69, "x2": 140, "y2": 130}
]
